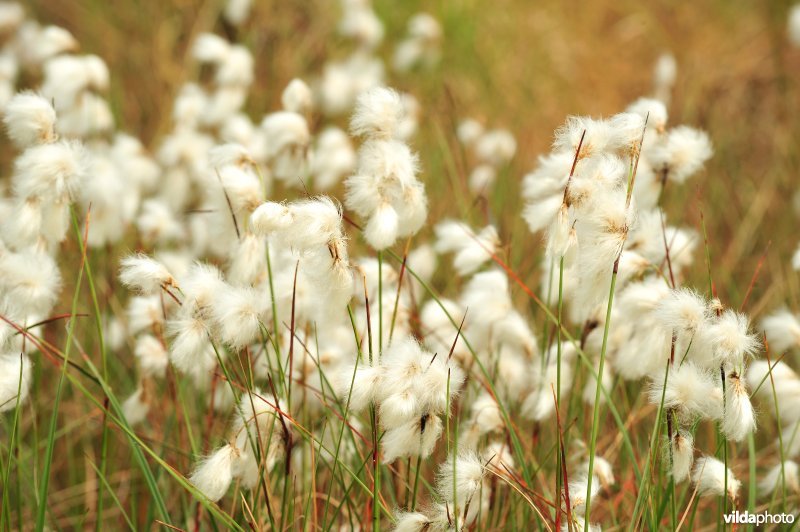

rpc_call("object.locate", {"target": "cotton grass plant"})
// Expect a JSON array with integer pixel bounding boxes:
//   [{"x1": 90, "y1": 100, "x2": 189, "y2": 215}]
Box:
[{"x1": 2, "y1": 0, "x2": 800, "y2": 530}]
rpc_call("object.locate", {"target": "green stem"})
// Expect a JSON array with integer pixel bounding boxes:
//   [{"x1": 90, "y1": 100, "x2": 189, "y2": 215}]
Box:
[
  {"x1": 36, "y1": 209, "x2": 87, "y2": 532},
  {"x1": 583, "y1": 261, "x2": 619, "y2": 527},
  {"x1": 556, "y1": 255, "x2": 565, "y2": 526}
]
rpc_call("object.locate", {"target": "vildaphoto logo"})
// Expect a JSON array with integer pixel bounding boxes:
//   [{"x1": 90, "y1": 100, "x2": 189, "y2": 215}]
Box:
[{"x1": 723, "y1": 510, "x2": 795, "y2": 525}]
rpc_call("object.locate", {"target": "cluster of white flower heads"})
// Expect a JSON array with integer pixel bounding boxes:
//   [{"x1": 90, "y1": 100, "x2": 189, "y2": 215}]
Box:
[
  {"x1": 345, "y1": 86, "x2": 428, "y2": 250},
  {"x1": 0, "y1": 89, "x2": 87, "y2": 412},
  {"x1": 335, "y1": 336, "x2": 463, "y2": 463},
  {"x1": 517, "y1": 83, "x2": 762, "y2": 517}
]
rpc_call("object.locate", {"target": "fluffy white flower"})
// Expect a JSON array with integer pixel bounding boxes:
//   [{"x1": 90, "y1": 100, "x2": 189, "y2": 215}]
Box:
[
  {"x1": 475, "y1": 129, "x2": 516, "y2": 167},
  {"x1": 281, "y1": 78, "x2": 312, "y2": 114},
  {"x1": 626, "y1": 97, "x2": 668, "y2": 132},
  {"x1": 649, "y1": 362, "x2": 722, "y2": 422},
  {"x1": 0, "y1": 352, "x2": 32, "y2": 413},
  {"x1": 350, "y1": 86, "x2": 404, "y2": 140},
  {"x1": 189, "y1": 445, "x2": 236, "y2": 502},
  {"x1": 3, "y1": 91, "x2": 57, "y2": 149},
  {"x1": 649, "y1": 126, "x2": 712, "y2": 184},
  {"x1": 582, "y1": 456, "x2": 615, "y2": 489},
  {"x1": 761, "y1": 309, "x2": 800, "y2": 354},
  {"x1": 223, "y1": 0, "x2": 252, "y2": 25},
  {"x1": 0, "y1": 249, "x2": 62, "y2": 316},
  {"x1": 134, "y1": 334, "x2": 169, "y2": 378},
  {"x1": 381, "y1": 413, "x2": 442, "y2": 463},
  {"x1": 566, "y1": 474, "x2": 601, "y2": 517},
  {"x1": 670, "y1": 430, "x2": 694, "y2": 482},
  {"x1": 210, "y1": 284, "x2": 268, "y2": 349},
  {"x1": 436, "y1": 451, "x2": 486, "y2": 520},
  {"x1": 722, "y1": 372, "x2": 756, "y2": 442},
  {"x1": 12, "y1": 140, "x2": 88, "y2": 202},
  {"x1": 691, "y1": 456, "x2": 740, "y2": 501},
  {"x1": 705, "y1": 309, "x2": 760, "y2": 368},
  {"x1": 192, "y1": 33, "x2": 231, "y2": 64},
  {"x1": 653, "y1": 52, "x2": 677, "y2": 100},
  {"x1": 363, "y1": 201, "x2": 399, "y2": 250},
  {"x1": 392, "y1": 512, "x2": 433, "y2": 532},
  {"x1": 119, "y1": 254, "x2": 177, "y2": 294},
  {"x1": 121, "y1": 387, "x2": 149, "y2": 426}
]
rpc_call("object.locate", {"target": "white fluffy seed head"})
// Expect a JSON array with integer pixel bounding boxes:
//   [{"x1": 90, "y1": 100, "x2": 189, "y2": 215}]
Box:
[
  {"x1": 566, "y1": 474, "x2": 601, "y2": 516},
  {"x1": 167, "y1": 317, "x2": 216, "y2": 380},
  {"x1": 653, "y1": 52, "x2": 677, "y2": 93},
  {"x1": 381, "y1": 413, "x2": 442, "y2": 463},
  {"x1": 334, "y1": 363, "x2": 384, "y2": 413},
  {"x1": 392, "y1": 512, "x2": 432, "y2": 532},
  {"x1": 193, "y1": 33, "x2": 231, "y2": 65},
  {"x1": 649, "y1": 362, "x2": 722, "y2": 422},
  {"x1": 260, "y1": 112, "x2": 310, "y2": 153},
  {"x1": 210, "y1": 284, "x2": 268, "y2": 350},
  {"x1": 20, "y1": 25, "x2": 78, "y2": 66},
  {"x1": 338, "y1": 1, "x2": 384, "y2": 48},
  {"x1": 761, "y1": 309, "x2": 800, "y2": 355},
  {"x1": 395, "y1": 181, "x2": 428, "y2": 238},
  {"x1": 281, "y1": 78, "x2": 313, "y2": 114},
  {"x1": 554, "y1": 116, "x2": 616, "y2": 159},
  {"x1": 467, "y1": 392, "x2": 504, "y2": 437},
  {"x1": 119, "y1": 254, "x2": 177, "y2": 294},
  {"x1": 722, "y1": 372, "x2": 756, "y2": 442},
  {"x1": 434, "y1": 220, "x2": 499, "y2": 276},
  {"x1": 653, "y1": 288, "x2": 709, "y2": 335},
  {"x1": 706, "y1": 309, "x2": 760, "y2": 367},
  {"x1": 350, "y1": 86, "x2": 404, "y2": 139},
  {"x1": 134, "y1": 335, "x2": 169, "y2": 378},
  {"x1": 12, "y1": 140, "x2": 89, "y2": 202},
  {"x1": 364, "y1": 201, "x2": 399, "y2": 250},
  {"x1": 670, "y1": 430, "x2": 694, "y2": 482},
  {"x1": 209, "y1": 143, "x2": 254, "y2": 170},
  {"x1": 475, "y1": 129, "x2": 517, "y2": 167},
  {"x1": 436, "y1": 451, "x2": 486, "y2": 506},
  {"x1": 180, "y1": 263, "x2": 226, "y2": 314},
  {"x1": 280, "y1": 196, "x2": 345, "y2": 250},
  {"x1": 189, "y1": 445, "x2": 236, "y2": 502},
  {"x1": 457, "y1": 118, "x2": 484, "y2": 146},
  {"x1": 215, "y1": 45, "x2": 253, "y2": 86},
  {"x1": 121, "y1": 387, "x2": 149, "y2": 426},
  {"x1": 0, "y1": 352, "x2": 32, "y2": 413},
  {"x1": 626, "y1": 97, "x2": 668, "y2": 132},
  {"x1": 691, "y1": 456, "x2": 740, "y2": 501},
  {"x1": 582, "y1": 456, "x2": 615, "y2": 489},
  {"x1": 250, "y1": 201, "x2": 293, "y2": 235},
  {"x1": 609, "y1": 112, "x2": 646, "y2": 152},
  {"x1": 223, "y1": 0, "x2": 252, "y2": 26},
  {"x1": 649, "y1": 126, "x2": 713, "y2": 183},
  {"x1": 3, "y1": 91, "x2": 58, "y2": 149},
  {"x1": 0, "y1": 249, "x2": 62, "y2": 316}
]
